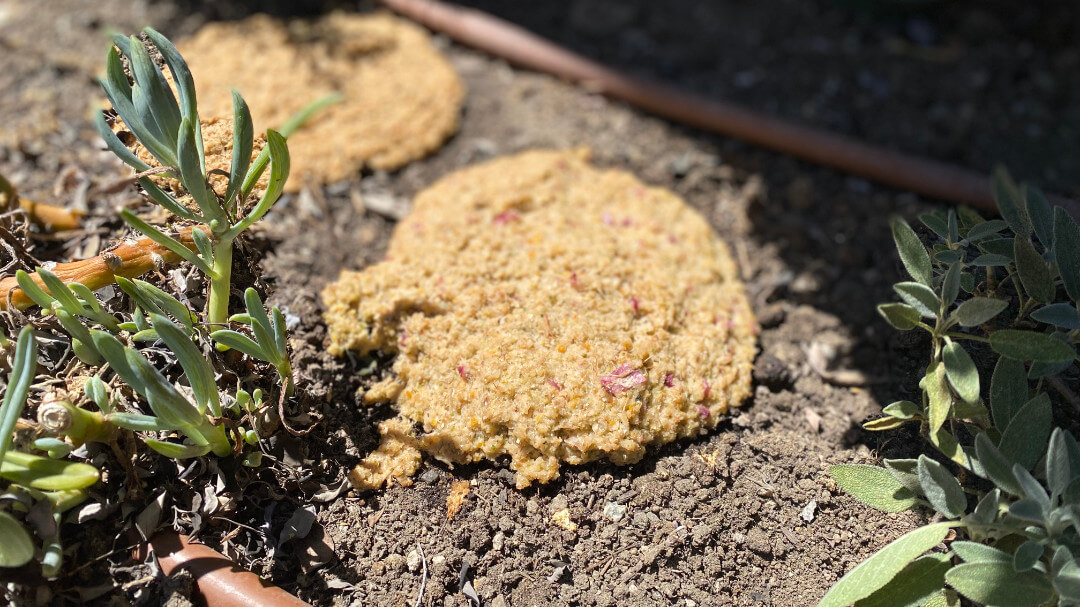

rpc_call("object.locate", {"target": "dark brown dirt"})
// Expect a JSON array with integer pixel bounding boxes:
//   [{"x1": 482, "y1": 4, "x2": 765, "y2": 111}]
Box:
[{"x1": 1, "y1": 0, "x2": 1075, "y2": 605}]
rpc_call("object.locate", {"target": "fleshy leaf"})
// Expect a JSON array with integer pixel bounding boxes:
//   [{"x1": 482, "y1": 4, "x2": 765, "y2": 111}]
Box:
[
  {"x1": 0, "y1": 450, "x2": 99, "y2": 490},
  {"x1": 0, "y1": 327, "x2": 36, "y2": 461},
  {"x1": 0, "y1": 511, "x2": 35, "y2": 568}
]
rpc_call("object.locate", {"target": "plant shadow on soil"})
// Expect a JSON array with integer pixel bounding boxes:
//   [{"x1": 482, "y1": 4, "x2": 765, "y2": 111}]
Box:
[{"x1": 1, "y1": 0, "x2": 1077, "y2": 605}]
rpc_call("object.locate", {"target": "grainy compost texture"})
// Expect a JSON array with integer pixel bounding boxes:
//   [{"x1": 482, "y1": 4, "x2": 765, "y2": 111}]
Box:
[
  {"x1": 177, "y1": 11, "x2": 465, "y2": 190},
  {"x1": 5, "y1": 0, "x2": 1075, "y2": 605},
  {"x1": 324, "y1": 149, "x2": 757, "y2": 488}
]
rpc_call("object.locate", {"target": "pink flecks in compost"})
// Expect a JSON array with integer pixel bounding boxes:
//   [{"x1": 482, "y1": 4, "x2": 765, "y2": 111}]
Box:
[
  {"x1": 664, "y1": 374, "x2": 676, "y2": 388},
  {"x1": 628, "y1": 297, "x2": 640, "y2": 315},
  {"x1": 702, "y1": 379, "x2": 712, "y2": 399},
  {"x1": 601, "y1": 364, "x2": 647, "y2": 395},
  {"x1": 697, "y1": 405, "x2": 711, "y2": 418},
  {"x1": 493, "y1": 209, "x2": 520, "y2": 224},
  {"x1": 457, "y1": 365, "x2": 470, "y2": 380},
  {"x1": 547, "y1": 379, "x2": 563, "y2": 391}
]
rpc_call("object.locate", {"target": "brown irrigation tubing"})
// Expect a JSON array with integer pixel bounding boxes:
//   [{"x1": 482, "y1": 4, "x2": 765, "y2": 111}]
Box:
[
  {"x1": 141, "y1": 532, "x2": 312, "y2": 607},
  {"x1": 376, "y1": 0, "x2": 1077, "y2": 215}
]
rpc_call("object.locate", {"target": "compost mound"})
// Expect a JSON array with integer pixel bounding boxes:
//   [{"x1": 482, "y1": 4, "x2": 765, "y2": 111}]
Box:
[
  {"x1": 176, "y1": 11, "x2": 464, "y2": 190},
  {"x1": 323, "y1": 149, "x2": 757, "y2": 488}
]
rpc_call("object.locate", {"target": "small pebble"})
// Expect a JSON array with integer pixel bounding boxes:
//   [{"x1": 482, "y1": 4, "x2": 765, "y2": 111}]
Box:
[{"x1": 603, "y1": 501, "x2": 627, "y2": 523}]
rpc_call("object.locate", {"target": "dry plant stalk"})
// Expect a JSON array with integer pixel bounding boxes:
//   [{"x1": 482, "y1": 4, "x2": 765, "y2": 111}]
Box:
[
  {"x1": 0, "y1": 225, "x2": 205, "y2": 310},
  {"x1": 0, "y1": 173, "x2": 84, "y2": 231}
]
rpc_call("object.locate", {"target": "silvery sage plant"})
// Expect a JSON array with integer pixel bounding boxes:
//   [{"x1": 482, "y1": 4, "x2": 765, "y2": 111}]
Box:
[{"x1": 820, "y1": 170, "x2": 1080, "y2": 606}]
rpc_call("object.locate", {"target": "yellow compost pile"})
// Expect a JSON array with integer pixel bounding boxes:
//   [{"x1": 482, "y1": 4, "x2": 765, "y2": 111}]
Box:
[
  {"x1": 323, "y1": 149, "x2": 758, "y2": 489},
  {"x1": 175, "y1": 11, "x2": 464, "y2": 191}
]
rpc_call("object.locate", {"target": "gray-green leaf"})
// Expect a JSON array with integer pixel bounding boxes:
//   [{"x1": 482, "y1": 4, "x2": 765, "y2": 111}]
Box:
[
  {"x1": 917, "y1": 455, "x2": 966, "y2": 518},
  {"x1": 150, "y1": 314, "x2": 221, "y2": 417},
  {"x1": 990, "y1": 329, "x2": 1076, "y2": 363},
  {"x1": 999, "y1": 393, "x2": 1052, "y2": 471},
  {"x1": 894, "y1": 282, "x2": 937, "y2": 319},
  {"x1": 942, "y1": 342, "x2": 979, "y2": 404},
  {"x1": 964, "y1": 219, "x2": 1009, "y2": 243},
  {"x1": 992, "y1": 166, "x2": 1031, "y2": 237},
  {"x1": 946, "y1": 562, "x2": 1052, "y2": 606},
  {"x1": 990, "y1": 357, "x2": 1027, "y2": 431},
  {"x1": 891, "y1": 217, "x2": 933, "y2": 287},
  {"x1": 878, "y1": 303, "x2": 921, "y2": 331},
  {"x1": 852, "y1": 553, "x2": 951, "y2": 607},
  {"x1": 818, "y1": 523, "x2": 953, "y2": 607},
  {"x1": 1047, "y1": 428, "x2": 1072, "y2": 499},
  {"x1": 951, "y1": 541, "x2": 1011, "y2": 564},
  {"x1": 1055, "y1": 206, "x2": 1080, "y2": 303},
  {"x1": 970, "y1": 253, "x2": 1012, "y2": 267},
  {"x1": 1031, "y1": 303, "x2": 1080, "y2": 330},
  {"x1": 941, "y1": 263, "x2": 961, "y2": 307},
  {"x1": 1014, "y1": 236, "x2": 1053, "y2": 304},
  {"x1": 882, "y1": 401, "x2": 921, "y2": 420},
  {"x1": 829, "y1": 464, "x2": 918, "y2": 513},
  {"x1": 953, "y1": 298, "x2": 1008, "y2": 327},
  {"x1": 1024, "y1": 185, "x2": 1054, "y2": 250},
  {"x1": 1012, "y1": 541, "x2": 1043, "y2": 572},
  {"x1": 973, "y1": 433, "x2": 1023, "y2": 496}
]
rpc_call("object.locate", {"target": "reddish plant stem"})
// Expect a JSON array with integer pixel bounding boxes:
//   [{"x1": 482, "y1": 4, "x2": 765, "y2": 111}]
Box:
[
  {"x1": 0, "y1": 225, "x2": 206, "y2": 311},
  {"x1": 376, "y1": 0, "x2": 1078, "y2": 215}
]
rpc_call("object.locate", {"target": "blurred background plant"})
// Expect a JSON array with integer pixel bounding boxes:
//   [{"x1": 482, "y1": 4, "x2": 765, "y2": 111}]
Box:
[{"x1": 821, "y1": 170, "x2": 1080, "y2": 606}]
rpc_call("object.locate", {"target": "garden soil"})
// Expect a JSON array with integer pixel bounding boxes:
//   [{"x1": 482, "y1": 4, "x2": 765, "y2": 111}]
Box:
[{"x1": 1, "y1": 0, "x2": 1076, "y2": 605}]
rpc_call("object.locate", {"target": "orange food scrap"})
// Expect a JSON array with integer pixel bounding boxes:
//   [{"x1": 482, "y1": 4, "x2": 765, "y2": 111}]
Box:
[{"x1": 446, "y1": 479, "x2": 471, "y2": 519}]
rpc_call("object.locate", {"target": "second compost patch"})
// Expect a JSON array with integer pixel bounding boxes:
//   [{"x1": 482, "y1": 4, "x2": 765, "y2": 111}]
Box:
[
  {"x1": 324, "y1": 149, "x2": 757, "y2": 488},
  {"x1": 177, "y1": 11, "x2": 464, "y2": 190}
]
